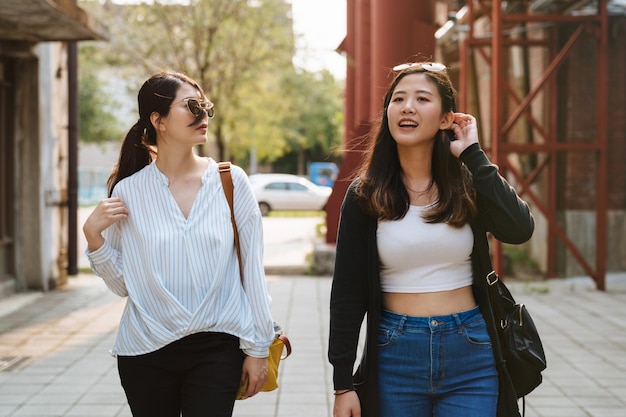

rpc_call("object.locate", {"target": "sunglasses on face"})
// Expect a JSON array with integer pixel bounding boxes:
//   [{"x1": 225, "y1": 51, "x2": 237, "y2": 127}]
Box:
[
  {"x1": 175, "y1": 97, "x2": 215, "y2": 118},
  {"x1": 392, "y1": 62, "x2": 447, "y2": 72}
]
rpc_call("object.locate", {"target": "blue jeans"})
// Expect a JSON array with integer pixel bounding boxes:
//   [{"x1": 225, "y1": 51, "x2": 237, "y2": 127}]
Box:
[{"x1": 378, "y1": 307, "x2": 498, "y2": 417}]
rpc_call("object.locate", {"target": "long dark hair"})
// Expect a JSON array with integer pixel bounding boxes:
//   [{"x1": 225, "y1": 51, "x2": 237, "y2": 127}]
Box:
[
  {"x1": 356, "y1": 64, "x2": 477, "y2": 227},
  {"x1": 107, "y1": 71, "x2": 208, "y2": 196}
]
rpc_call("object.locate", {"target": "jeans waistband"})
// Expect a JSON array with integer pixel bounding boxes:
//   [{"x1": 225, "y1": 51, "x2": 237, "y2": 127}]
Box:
[{"x1": 381, "y1": 305, "x2": 482, "y2": 331}]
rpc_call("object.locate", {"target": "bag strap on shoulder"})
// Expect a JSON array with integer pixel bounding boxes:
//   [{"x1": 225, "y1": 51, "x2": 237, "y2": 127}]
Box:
[
  {"x1": 218, "y1": 161, "x2": 243, "y2": 286},
  {"x1": 219, "y1": 162, "x2": 292, "y2": 358}
]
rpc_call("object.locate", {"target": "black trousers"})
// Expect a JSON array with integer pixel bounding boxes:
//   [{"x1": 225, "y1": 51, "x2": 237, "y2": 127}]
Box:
[{"x1": 118, "y1": 332, "x2": 244, "y2": 417}]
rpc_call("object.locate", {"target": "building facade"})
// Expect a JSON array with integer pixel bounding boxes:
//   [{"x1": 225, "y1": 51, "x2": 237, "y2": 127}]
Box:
[
  {"x1": 327, "y1": 0, "x2": 626, "y2": 289},
  {"x1": 0, "y1": 1, "x2": 107, "y2": 297}
]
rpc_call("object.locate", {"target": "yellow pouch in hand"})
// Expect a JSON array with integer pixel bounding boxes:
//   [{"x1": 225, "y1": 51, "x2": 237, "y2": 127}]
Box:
[{"x1": 236, "y1": 333, "x2": 291, "y2": 400}]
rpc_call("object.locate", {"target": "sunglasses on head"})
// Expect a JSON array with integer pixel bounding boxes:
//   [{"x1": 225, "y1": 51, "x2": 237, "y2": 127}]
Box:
[
  {"x1": 175, "y1": 97, "x2": 215, "y2": 118},
  {"x1": 392, "y1": 62, "x2": 447, "y2": 72}
]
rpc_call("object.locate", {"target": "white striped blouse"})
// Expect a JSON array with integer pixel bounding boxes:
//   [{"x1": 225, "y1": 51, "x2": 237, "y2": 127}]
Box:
[{"x1": 86, "y1": 159, "x2": 275, "y2": 358}]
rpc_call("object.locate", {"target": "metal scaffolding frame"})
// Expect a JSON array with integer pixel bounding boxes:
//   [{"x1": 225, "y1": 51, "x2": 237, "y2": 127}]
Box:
[{"x1": 457, "y1": 0, "x2": 609, "y2": 289}]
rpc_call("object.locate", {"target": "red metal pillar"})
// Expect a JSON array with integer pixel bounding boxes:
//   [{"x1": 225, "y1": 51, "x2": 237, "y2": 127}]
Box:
[
  {"x1": 326, "y1": 0, "x2": 437, "y2": 243},
  {"x1": 325, "y1": 0, "x2": 371, "y2": 244},
  {"x1": 491, "y1": 1, "x2": 504, "y2": 274},
  {"x1": 546, "y1": 23, "x2": 558, "y2": 279},
  {"x1": 369, "y1": 0, "x2": 436, "y2": 116},
  {"x1": 595, "y1": 0, "x2": 608, "y2": 290}
]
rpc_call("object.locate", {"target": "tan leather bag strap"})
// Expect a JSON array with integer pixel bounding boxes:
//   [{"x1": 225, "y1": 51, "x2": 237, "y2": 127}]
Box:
[
  {"x1": 219, "y1": 164, "x2": 293, "y2": 359},
  {"x1": 218, "y1": 162, "x2": 243, "y2": 286}
]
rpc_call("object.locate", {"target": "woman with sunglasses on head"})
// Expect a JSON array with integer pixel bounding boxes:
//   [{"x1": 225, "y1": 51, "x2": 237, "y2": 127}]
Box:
[
  {"x1": 83, "y1": 71, "x2": 274, "y2": 417},
  {"x1": 328, "y1": 62, "x2": 534, "y2": 417}
]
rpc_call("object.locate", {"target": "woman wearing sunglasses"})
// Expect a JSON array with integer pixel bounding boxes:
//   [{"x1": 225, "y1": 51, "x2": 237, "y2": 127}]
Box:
[
  {"x1": 328, "y1": 62, "x2": 534, "y2": 417},
  {"x1": 83, "y1": 71, "x2": 274, "y2": 417}
]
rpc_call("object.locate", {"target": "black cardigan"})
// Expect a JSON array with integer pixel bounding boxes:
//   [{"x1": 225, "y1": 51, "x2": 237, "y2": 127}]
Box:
[{"x1": 328, "y1": 143, "x2": 534, "y2": 417}]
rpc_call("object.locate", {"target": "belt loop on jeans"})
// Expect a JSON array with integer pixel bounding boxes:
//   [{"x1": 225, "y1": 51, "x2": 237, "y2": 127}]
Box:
[
  {"x1": 452, "y1": 312, "x2": 463, "y2": 327},
  {"x1": 397, "y1": 314, "x2": 407, "y2": 332}
]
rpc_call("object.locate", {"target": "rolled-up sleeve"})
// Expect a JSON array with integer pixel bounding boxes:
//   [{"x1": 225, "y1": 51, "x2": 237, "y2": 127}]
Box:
[{"x1": 86, "y1": 224, "x2": 128, "y2": 297}]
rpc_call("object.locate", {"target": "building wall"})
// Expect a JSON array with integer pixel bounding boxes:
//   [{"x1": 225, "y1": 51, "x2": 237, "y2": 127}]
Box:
[
  {"x1": 557, "y1": 18, "x2": 626, "y2": 275},
  {"x1": 0, "y1": 0, "x2": 106, "y2": 298},
  {"x1": 14, "y1": 49, "x2": 43, "y2": 291},
  {"x1": 38, "y1": 43, "x2": 70, "y2": 288},
  {"x1": 3, "y1": 42, "x2": 70, "y2": 293}
]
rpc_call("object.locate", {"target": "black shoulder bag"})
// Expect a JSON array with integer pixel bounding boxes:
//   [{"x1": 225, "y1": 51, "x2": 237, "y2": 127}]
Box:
[{"x1": 486, "y1": 271, "x2": 547, "y2": 401}]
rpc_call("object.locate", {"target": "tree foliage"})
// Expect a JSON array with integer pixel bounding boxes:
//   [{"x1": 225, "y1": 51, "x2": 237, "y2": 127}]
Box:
[
  {"x1": 77, "y1": 43, "x2": 124, "y2": 144},
  {"x1": 79, "y1": 0, "x2": 344, "y2": 170}
]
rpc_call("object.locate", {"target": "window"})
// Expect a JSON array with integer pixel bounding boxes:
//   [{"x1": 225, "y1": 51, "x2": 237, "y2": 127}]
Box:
[
  {"x1": 265, "y1": 182, "x2": 288, "y2": 191},
  {"x1": 287, "y1": 183, "x2": 308, "y2": 192}
]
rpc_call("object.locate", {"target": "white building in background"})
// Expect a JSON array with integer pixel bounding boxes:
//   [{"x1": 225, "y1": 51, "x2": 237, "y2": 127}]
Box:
[{"x1": 78, "y1": 142, "x2": 119, "y2": 206}]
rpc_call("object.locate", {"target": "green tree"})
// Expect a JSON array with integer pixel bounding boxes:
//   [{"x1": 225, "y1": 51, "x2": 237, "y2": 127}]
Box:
[
  {"x1": 78, "y1": 43, "x2": 124, "y2": 144},
  {"x1": 229, "y1": 67, "x2": 344, "y2": 173},
  {"x1": 279, "y1": 69, "x2": 344, "y2": 173},
  {"x1": 78, "y1": 0, "x2": 344, "y2": 170},
  {"x1": 81, "y1": 0, "x2": 295, "y2": 162}
]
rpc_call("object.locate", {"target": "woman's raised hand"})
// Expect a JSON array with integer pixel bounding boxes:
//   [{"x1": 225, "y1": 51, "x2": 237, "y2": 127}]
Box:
[
  {"x1": 449, "y1": 112, "x2": 479, "y2": 158},
  {"x1": 83, "y1": 198, "x2": 128, "y2": 251}
]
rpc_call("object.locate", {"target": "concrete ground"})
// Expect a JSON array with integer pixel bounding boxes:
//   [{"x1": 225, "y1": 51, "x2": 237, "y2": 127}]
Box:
[
  {"x1": 1, "y1": 213, "x2": 625, "y2": 416},
  {"x1": 1, "y1": 274, "x2": 625, "y2": 417}
]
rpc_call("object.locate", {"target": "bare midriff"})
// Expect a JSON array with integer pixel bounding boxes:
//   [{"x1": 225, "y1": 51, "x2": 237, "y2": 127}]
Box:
[{"x1": 382, "y1": 285, "x2": 477, "y2": 317}]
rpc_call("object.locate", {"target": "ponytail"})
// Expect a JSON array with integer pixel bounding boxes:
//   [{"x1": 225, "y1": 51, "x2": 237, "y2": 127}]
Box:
[{"x1": 106, "y1": 119, "x2": 154, "y2": 197}]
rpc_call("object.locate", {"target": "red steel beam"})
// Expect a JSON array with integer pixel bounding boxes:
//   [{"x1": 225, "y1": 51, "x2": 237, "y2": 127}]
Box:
[
  {"x1": 595, "y1": 0, "x2": 608, "y2": 290},
  {"x1": 502, "y1": 25, "x2": 584, "y2": 135},
  {"x1": 503, "y1": 159, "x2": 598, "y2": 278},
  {"x1": 465, "y1": 1, "x2": 608, "y2": 288},
  {"x1": 547, "y1": 23, "x2": 559, "y2": 279},
  {"x1": 491, "y1": 0, "x2": 505, "y2": 275},
  {"x1": 504, "y1": 14, "x2": 601, "y2": 23}
]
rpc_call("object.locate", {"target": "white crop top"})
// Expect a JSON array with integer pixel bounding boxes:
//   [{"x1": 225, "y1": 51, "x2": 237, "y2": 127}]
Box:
[{"x1": 377, "y1": 204, "x2": 473, "y2": 293}]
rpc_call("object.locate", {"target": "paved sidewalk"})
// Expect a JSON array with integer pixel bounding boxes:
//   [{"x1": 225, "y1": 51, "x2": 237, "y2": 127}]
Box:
[{"x1": 1, "y1": 273, "x2": 625, "y2": 417}]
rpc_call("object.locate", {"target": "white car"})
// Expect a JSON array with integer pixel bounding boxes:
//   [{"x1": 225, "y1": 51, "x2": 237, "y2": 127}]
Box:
[{"x1": 248, "y1": 173, "x2": 332, "y2": 216}]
